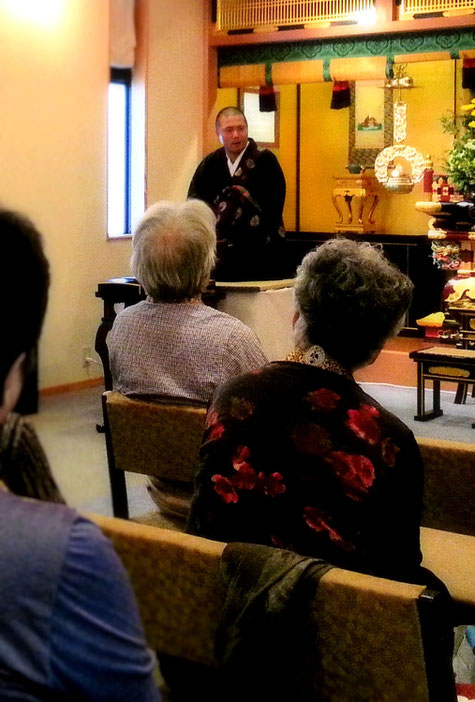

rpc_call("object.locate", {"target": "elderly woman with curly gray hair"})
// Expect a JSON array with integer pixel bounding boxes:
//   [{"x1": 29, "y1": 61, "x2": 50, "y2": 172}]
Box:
[{"x1": 187, "y1": 238, "x2": 439, "y2": 587}]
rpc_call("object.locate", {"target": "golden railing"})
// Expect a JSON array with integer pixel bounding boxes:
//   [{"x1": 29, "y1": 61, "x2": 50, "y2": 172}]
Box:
[
  {"x1": 399, "y1": 0, "x2": 475, "y2": 18},
  {"x1": 216, "y1": 0, "x2": 376, "y2": 30}
]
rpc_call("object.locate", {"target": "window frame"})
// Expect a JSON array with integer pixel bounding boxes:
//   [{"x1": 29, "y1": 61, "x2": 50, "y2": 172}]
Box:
[{"x1": 107, "y1": 67, "x2": 132, "y2": 238}]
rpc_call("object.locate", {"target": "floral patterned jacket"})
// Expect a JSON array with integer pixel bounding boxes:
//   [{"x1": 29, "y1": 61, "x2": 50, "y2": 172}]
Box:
[{"x1": 187, "y1": 361, "x2": 425, "y2": 584}]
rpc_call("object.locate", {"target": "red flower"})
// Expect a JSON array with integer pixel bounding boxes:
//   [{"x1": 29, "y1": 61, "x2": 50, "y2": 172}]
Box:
[
  {"x1": 231, "y1": 446, "x2": 257, "y2": 490},
  {"x1": 381, "y1": 437, "x2": 400, "y2": 467},
  {"x1": 325, "y1": 451, "x2": 375, "y2": 501},
  {"x1": 212, "y1": 475, "x2": 238, "y2": 504},
  {"x1": 257, "y1": 471, "x2": 286, "y2": 497},
  {"x1": 208, "y1": 422, "x2": 225, "y2": 441},
  {"x1": 346, "y1": 404, "x2": 381, "y2": 446},
  {"x1": 303, "y1": 506, "x2": 345, "y2": 545},
  {"x1": 306, "y1": 388, "x2": 341, "y2": 412},
  {"x1": 292, "y1": 424, "x2": 332, "y2": 456},
  {"x1": 232, "y1": 445, "x2": 250, "y2": 469},
  {"x1": 205, "y1": 409, "x2": 225, "y2": 441},
  {"x1": 232, "y1": 466, "x2": 257, "y2": 490}
]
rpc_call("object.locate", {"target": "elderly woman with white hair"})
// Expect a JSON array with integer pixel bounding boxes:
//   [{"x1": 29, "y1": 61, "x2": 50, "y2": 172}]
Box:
[
  {"x1": 109, "y1": 199, "x2": 267, "y2": 403},
  {"x1": 108, "y1": 199, "x2": 267, "y2": 519},
  {"x1": 187, "y1": 238, "x2": 437, "y2": 586}
]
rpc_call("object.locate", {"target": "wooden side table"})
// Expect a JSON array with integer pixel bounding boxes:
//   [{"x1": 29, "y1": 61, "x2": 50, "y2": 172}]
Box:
[
  {"x1": 409, "y1": 346, "x2": 475, "y2": 427},
  {"x1": 332, "y1": 174, "x2": 383, "y2": 234}
]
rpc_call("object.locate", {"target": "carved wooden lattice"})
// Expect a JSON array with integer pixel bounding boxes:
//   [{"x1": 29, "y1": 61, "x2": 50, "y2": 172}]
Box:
[
  {"x1": 399, "y1": 0, "x2": 475, "y2": 18},
  {"x1": 216, "y1": 0, "x2": 375, "y2": 29}
]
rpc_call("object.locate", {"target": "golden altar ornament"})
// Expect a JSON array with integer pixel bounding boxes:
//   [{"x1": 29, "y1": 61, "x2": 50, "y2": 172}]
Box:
[
  {"x1": 332, "y1": 173, "x2": 383, "y2": 234},
  {"x1": 374, "y1": 144, "x2": 426, "y2": 194}
]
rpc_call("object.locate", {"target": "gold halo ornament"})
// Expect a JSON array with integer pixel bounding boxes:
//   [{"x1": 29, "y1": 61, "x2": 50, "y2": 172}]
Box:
[{"x1": 374, "y1": 145, "x2": 426, "y2": 194}]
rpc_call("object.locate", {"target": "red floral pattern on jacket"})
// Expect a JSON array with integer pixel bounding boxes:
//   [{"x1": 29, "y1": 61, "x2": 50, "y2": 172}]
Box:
[
  {"x1": 188, "y1": 362, "x2": 424, "y2": 582},
  {"x1": 212, "y1": 444, "x2": 287, "y2": 504},
  {"x1": 324, "y1": 451, "x2": 375, "y2": 501},
  {"x1": 346, "y1": 404, "x2": 381, "y2": 446}
]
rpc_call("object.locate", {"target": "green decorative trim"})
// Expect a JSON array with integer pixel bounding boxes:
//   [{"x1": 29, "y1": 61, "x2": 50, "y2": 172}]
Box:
[
  {"x1": 386, "y1": 56, "x2": 394, "y2": 79},
  {"x1": 323, "y1": 57, "x2": 332, "y2": 81},
  {"x1": 265, "y1": 62, "x2": 273, "y2": 85},
  {"x1": 218, "y1": 28, "x2": 475, "y2": 68}
]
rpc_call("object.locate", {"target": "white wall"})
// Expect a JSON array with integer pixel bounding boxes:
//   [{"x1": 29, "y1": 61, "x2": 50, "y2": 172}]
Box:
[{"x1": 0, "y1": 0, "x2": 207, "y2": 389}]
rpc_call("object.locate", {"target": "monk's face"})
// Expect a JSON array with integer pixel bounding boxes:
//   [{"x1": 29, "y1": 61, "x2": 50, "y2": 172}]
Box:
[{"x1": 217, "y1": 114, "x2": 248, "y2": 159}]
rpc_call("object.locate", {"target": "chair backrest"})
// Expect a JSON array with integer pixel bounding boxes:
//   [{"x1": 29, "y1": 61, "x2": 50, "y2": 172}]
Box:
[
  {"x1": 417, "y1": 435, "x2": 475, "y2": 536},
  {"x1": 103, "y1": 390, "x2": 207, "y2": 482},
  {"x1": 90, "y1": 513, "x2": 455, "y2": 702},
  {"x1": 90, "y1": 514, "x2": 224, "y2": 665}
]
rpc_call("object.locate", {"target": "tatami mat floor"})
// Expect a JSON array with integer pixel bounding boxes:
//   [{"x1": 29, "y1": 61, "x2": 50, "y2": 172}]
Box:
[{"x1": 26, "y1": 380, "x2": 475, "y2": 519}]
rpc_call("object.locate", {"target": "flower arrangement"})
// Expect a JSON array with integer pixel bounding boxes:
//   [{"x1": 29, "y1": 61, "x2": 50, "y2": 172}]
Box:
[{"x1": 441, "y1": 99, "x2": 475, "y2": 196}]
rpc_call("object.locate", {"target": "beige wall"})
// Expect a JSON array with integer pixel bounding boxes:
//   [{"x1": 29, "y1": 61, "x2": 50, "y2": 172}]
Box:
[
  {"x1": 144, "y1": 0, "x2": 207, "y2": 205},
  {"x1": 0, "y1": 0, "x2": 207, "y2": 390}
]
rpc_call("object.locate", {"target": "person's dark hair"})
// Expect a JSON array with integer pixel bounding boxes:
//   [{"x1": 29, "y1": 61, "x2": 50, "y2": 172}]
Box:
[
  {"x1": 215, "y1": 106, "x2": 248, "y2": 131},
  {"x1": 294, "y1": 238, "x2": 414, "y2": 370},
  {"x1": 0, "y1": 209, "x2": 50, "y2": 392}
]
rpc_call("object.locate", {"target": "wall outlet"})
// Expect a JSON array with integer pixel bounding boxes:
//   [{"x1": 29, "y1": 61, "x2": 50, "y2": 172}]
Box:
[{"x1": 82, "y1": 345, "x2": 92, "y2": 370}]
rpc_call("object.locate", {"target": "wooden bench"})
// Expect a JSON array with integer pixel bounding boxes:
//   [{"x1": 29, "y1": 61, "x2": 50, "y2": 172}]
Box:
[
  {"x1": 409, "y1": 346, "x2": 475, "y2": 425},
  {"x1": 417, "y1": 436, "x2": 475, "y2": 537},
  {"x1": 89, "y1": 514, "x2": 458, "y2": 702},
  {"x1": 421, "y1": 527, "x2": 475, "y2": 623},
  {"x1": 416, "y1": 435, "x2": 475, "y2": 623}
]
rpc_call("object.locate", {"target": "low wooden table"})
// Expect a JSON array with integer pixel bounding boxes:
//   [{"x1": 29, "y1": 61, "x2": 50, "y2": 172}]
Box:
[{"x1": 409, "y1": 346, "x2": 475, "y2": 426}]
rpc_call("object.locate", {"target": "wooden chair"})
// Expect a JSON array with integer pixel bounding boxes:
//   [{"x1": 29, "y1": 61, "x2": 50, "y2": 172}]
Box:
[
  {"x1": 102, "y1": 391, "x2": 207, "y2": 521},
  {"x1": 90, "y1": 513, "x2": 457, "y2": 702}
]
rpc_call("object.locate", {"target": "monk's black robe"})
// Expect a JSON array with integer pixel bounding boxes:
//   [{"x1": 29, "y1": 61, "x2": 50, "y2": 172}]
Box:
[{"x1": 188, "y1": 139, "x2": 286, "y2": 281}]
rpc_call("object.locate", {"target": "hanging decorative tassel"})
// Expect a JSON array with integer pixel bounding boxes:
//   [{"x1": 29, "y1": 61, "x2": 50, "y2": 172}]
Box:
[
  {"x1": 462, "y1": 59, "x2": 475, "y2": 91},
  {"x1": 330, "y1": 81, "x2": 351, "y2": 110},
  {"x1": 259, "y1": 84, "x2": 277, "y2": 112}
]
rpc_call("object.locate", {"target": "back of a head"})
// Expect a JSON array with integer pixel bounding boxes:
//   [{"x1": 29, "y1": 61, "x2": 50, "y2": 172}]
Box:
[
  {"x1": 0, "y1": 209, "x2": 50, "y2": 391},
  {"x1": 131, "y1": 199, "x2": 216, "y2": 302},
  {"x1": 294, "y1": 238, "x2": 414, "y2": 370}
]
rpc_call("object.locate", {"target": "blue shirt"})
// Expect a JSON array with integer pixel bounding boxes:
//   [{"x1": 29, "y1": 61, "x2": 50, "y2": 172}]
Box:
[{"x1": 0, "y1": 491, "x2": 160, "y2": 701}]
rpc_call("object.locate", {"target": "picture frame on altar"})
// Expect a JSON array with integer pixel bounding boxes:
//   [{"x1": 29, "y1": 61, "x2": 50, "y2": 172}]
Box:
[
  {"x1": 239, "y1": 88, "x2": 280, "y2": 148},
  {"x1": 348, "y1": 80, "x2": 393, "y2": 168}
]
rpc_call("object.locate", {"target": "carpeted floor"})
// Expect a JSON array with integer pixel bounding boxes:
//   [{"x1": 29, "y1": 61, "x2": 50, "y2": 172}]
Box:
[
  {"x1": 361, "y1": 381, "x2": 475, "y2": 445},
  {"x1": 28, "y1": 385, "x2": 156, "y2": 518}
]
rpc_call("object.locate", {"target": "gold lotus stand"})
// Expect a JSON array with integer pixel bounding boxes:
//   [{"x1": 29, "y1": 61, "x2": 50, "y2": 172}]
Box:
[{"x1": 332, "y1": 174, "x2": 383, "y2": 234}]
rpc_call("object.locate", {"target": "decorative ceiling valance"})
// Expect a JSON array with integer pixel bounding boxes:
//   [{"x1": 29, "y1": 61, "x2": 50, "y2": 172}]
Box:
[
  {"x1": 330, "y1": 55, "x2": 387, "y2": 81},
  {"x1": 218, "y1": 27, "x2": 475, "y2": 87},
  {"x1": 220, "y1": 64, "x2": 267, "y2": 87},
  {"x1": 219, "y1": 54, "x2": 389, "y2": 86}
]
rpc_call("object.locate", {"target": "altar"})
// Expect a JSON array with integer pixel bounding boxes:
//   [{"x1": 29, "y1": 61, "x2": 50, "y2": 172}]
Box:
[{"x1": 215, "y1": 279, "x2": 295, "y2": 361}]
